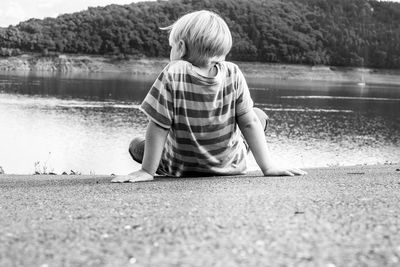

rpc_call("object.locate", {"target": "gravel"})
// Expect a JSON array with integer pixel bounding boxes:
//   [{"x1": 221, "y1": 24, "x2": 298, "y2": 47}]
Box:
[{"x1": 1, "y1": 164, "x2": 400, "y2": 266}]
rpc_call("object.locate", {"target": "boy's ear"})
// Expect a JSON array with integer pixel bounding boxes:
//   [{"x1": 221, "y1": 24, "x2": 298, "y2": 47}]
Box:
[{"x1": 178, "y1": 40, "x2": 186, "y2": 58}]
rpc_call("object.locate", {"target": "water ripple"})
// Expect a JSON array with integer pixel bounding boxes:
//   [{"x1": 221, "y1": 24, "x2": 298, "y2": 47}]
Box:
[
  {"x1": 280, "y1": 95, "x2": 400, "y2": 101},
  {"x1": 262, "y1": 107, "x2": 354, "y2": 113}
]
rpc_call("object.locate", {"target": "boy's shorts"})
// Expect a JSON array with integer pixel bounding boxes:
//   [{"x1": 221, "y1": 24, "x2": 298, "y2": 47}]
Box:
[
  {"x1": 128, "y1": 137, "x2": 145, "y2": 164},
  {"x1": 253, "y1": 107, "x2": 269, "y2": 132}
]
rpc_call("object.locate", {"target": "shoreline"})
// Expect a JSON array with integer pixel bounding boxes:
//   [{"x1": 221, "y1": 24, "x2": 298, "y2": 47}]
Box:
[
  {"x1": 1, "y1": 54, "x2": 400, "y2": 84},
  {"x1": 0, "y1": 163, "x2": 398, "y2": 177},
  {"x1": 0, "y1": 163, "x2": 398, "y2": 176}
]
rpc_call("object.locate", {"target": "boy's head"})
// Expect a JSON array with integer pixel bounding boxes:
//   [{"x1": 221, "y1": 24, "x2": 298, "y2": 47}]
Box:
[{"x1": 162, "y1": 10, "x2": 232, "y2": 67}]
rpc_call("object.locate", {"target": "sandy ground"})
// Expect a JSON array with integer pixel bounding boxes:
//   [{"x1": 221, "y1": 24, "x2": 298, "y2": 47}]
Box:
[{"x1": 1, "y1": 164, "x2": 400, "y2": 266}]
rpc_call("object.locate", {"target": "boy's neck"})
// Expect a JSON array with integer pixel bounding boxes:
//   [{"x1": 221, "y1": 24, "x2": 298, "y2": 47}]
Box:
[{"x1": 192, "y1": 63, "x2": 218, "y2": 77}]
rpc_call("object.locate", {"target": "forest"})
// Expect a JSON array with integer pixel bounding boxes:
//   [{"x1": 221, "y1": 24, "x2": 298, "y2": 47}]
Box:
[{"x1": 0, "y1": 0, "x2": 399, "y2": 68}]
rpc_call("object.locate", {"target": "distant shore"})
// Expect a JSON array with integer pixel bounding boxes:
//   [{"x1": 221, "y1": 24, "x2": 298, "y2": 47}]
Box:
[{"x1": 1, "y1": 53, "x2": 400, "y2": 84}]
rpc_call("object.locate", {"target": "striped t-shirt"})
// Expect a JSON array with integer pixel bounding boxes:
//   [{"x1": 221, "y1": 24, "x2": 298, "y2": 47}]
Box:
[{"x1": 140, "y1": 60, "x2": 254, "y2": 177}]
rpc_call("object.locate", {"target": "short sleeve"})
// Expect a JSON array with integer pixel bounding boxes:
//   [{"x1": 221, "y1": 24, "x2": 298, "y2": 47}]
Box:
[
  {"x1": 140, "y1": 70, "x2": 174, "y2": 129},
  {"x1": 235, "y1": 67, "x2": 254, "y2": 116}
]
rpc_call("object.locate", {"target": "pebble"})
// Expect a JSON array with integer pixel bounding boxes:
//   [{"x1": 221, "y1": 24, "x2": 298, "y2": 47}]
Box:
[
  {"x1": 100, "y1": 233, "x2": 109, "y2": 239},
  {"x1": 129, "y1": 257, "x2": 137, "y2": 264},
  {"x1": 255, "y1": 240, "x2": 265, "y2": 246}
]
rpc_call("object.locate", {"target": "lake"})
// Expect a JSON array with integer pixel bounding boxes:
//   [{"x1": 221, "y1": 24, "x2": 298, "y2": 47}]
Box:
[{"x1": 0, "y1": 70, "x2": 399, "y2": 175}]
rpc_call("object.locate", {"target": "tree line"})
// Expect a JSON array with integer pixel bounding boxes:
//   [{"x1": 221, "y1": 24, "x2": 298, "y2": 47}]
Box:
[{"x1": 0, "y1": 0, "x2": 399, "y2": 68}]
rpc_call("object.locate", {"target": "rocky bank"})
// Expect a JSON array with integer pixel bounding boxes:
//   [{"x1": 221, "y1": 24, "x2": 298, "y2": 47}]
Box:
[{"x1": 1, "y1": 54, "x2": 400, "y2": 84}]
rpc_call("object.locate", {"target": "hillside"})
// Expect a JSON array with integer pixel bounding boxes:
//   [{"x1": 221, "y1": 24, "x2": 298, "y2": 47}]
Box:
[{"x1": 0, "y1": 0, "x2": 400, "y2": 69}]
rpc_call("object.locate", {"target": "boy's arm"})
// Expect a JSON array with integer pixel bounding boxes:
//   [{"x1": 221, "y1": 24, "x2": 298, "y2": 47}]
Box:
[
  {"x1": 141, "y1": 120, "x2": 169, "y2": 176},
  {"x1": 111, "y1": 120, "x2": 169, "y2": 183},
  {"x1": 237, "y1": 109, "x2": 306, "y2": 176}
]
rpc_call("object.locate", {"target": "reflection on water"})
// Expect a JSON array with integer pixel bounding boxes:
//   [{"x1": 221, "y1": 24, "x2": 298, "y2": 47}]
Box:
[{"x1": 0, "y1": 71, "x2": 399, "y2": 174}]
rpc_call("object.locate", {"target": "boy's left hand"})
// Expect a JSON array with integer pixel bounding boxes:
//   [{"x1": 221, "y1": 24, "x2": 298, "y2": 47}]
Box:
[
  {"x1": 262, "y1": 166, "x2": 307, "y2": 177},
  {"x1": 111, "y1": 169, "x2": 154, "y2": 183}
]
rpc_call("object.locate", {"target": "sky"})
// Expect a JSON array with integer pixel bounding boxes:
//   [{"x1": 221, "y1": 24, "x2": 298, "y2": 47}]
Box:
[
  {"x1": 1, "y1": 0, "x2": 399, "y2": 27},
  {"x1": 0, "y1": 0, "x2": 151, "y2": 27}
]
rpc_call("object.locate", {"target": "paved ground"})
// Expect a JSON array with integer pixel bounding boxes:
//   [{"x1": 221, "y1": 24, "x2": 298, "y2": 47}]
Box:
[{"x1": 1, "y1": 165, "x2": 400, "y2": 267}]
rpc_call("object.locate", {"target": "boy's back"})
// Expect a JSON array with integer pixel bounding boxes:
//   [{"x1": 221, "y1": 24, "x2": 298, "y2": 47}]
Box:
[{"x1": 140, "y1": 60, "x2": 253, "y2": 176}]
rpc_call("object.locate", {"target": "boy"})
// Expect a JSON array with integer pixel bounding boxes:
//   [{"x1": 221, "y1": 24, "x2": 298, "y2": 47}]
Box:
[{"x1": 112, "y1": 10, "x2": 306, "y2": 183}]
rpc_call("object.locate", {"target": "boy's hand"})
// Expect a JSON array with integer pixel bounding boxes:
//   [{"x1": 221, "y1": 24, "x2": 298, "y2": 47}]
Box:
[
  {"x1": 111, "y1": 169, "x2": 154, "y2": 183},
  {"x1": 262, "y1": 166, "x2": 307, "y2": 177}
]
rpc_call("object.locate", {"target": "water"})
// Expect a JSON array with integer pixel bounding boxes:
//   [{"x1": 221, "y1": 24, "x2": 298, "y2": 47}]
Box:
[{"x1": 0, "y1": 71, "x2": 399, "y2": 175}]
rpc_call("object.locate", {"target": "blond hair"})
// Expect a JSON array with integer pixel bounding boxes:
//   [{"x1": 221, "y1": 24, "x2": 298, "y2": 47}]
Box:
[{"x1": 161, "y1": 10, "x2": 232, "y2": 67}]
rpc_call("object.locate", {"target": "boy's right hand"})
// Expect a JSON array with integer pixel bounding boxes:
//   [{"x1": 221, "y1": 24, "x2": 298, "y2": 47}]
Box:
[
  {"x1": 262, "y1": 166, "x2": 307, "y2": 177},
  {"x1": 111, "y1": 169, "x2": 154, "y2": 183}
]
